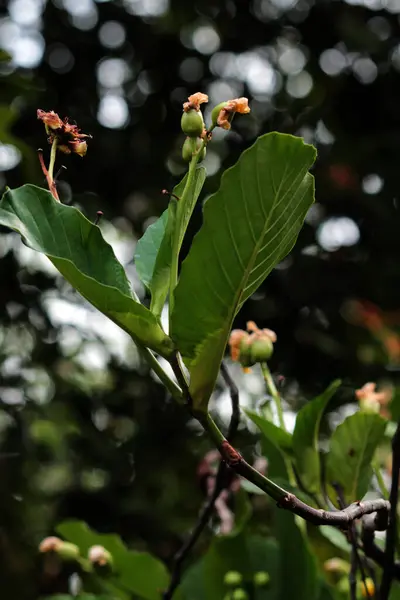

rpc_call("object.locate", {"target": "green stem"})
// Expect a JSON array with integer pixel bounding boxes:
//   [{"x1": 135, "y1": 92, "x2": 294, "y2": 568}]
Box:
[
  {"x1": 260, "y1": 361, "x2": 298, "y2": 488},
  {"x1": 168, "y1": 151, "x2": 201, "y2": 328},
  {"x1": 139, "y1": 346, "x2": 183, "y2": 403},
  {"x1": 48, "y1": 138, "x2": 58, "y2": 182},
  {"x1": 197, "y1": 412, "x2": 288, "y2": 502},
  {"x1": 260, "y1": 362, "x2": 285, "y2": 430},
  {"x1": 373, "y1": 462, "x2": 389, "y2": 500}
]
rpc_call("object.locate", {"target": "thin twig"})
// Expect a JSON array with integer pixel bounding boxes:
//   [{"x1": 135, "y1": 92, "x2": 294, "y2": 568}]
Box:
[
  {"x1": 362, "y1": 514, "x2": 400, "y2": 581},
  {"x1": 163, "y1": 362, "x2": 240, "y2": 600},
  {"x1": 334, "y1": 484, "x2": 371, "y2": 600},
  {"x1": 380, "y1": 422, "x2": 400, "y2": 600},
  {"x1": 195, "y1": 408, "x2": 391, "y2": 528}
]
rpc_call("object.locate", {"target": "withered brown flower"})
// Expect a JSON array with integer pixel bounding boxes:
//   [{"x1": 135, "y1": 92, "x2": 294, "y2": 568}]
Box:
[
  {"x1": 183, "y1": 92, "x2": 209, "y2": 112},
  {"x1": 37, "y1": 109, "x2": 91, "y2": 156},
  {"x1": 217, "y1": 97, "x2": 250, "y2": 130}
]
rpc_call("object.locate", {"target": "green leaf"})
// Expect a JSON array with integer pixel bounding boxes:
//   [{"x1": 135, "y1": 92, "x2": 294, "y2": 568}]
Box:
[
  {"x1": 171, "y1": 133, "x2": 316, "y2": 410},
  {"x1": 292, "y1": 380, "x2": 341, "y2": 494},
  {"x1": 134, "y1": 168, "x2": 205, "y2": 317},
  {"x1": 246, "y1": 411, "x2": 291, "y2": 481},
  {"x1": 319, "y1": 526, "x2": 351, "y2": 554},
  {"x1": 179, "y1": 534, "x2": 279, "y2": 600},
  {"x1": 0, "y1": 185, "x2": 173, "y2": 357},
  {"x1": 325, "y1": 411, "x2": 387, "y2": 505},
  {"x1": 274, "y1": 507, "x2": 319, "y2": 600},
  {"x1": 57, "y1": 520, "x2": 169, "y2": 600},
  {"x1": 246, "y1": 410, "x2": 293, "y2": 454}
]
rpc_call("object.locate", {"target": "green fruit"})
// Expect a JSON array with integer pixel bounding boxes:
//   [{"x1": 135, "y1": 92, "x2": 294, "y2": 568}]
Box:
[
  {"x1": 211, "y1": 101, "x2": 228, "y2": 127},
  {"x1": 182, "y1": 137, "x2": 206, "y2": 163},
  {"x1": 224, "y1": 570, "x2": 243, "y2": 587},
  {"x1": 56, "y1": 541, "x2": 80, "y2": 562},
  {"x1": 253, "y1": 571, "x2": 270, "y2": 587},
  {"x1": 238, "y1": 337, "x2": 254, "y2": 368},
  {"x1": 249, "y1": 337, "x2": 274, "y2": 363},
  {"x1": 181, "y1": 109, "x2": 204, "y2": 137},
  {"x1": 232, "y1": 589, "x2": 249, "y2": 600}
]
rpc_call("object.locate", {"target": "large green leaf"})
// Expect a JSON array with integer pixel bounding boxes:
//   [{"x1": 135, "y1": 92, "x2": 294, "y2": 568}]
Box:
[
  {"x1": 171, "y1": 133, "x2": 316, "y2": 409},
  {"x1": 179, "y1": 534, "x2": 279, "y2": 600},
  {"x1": 134, "y1": 168, "x2": 206, "y2": 317},
  {"x1": 325, "y1": 411, "x2": 387, "y2": 505},
  {"x1": 0, "y1": 185, "x2": 173, "y2": 357},
  {"x1": 274, "y1": 506, "x2": 319, "y2": 600},
  {"x1": 292, "y1": 380, "x2": 341, "y2": 494},
  {"x1": 246, "y1": 410, "x2": 293, "y2": 454},
  {"x1": 57, "y1": 520, "x2": 169, "y2": 600},
  {"x1": 246, "y1": 411, "x2": 291, "y2": 481}
]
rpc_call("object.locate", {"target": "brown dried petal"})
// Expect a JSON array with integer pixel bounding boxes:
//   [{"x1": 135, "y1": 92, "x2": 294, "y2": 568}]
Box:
[
  {"x1": 37, "y1": 109, "x2": 63, "y2": 130},
  {"x1": 183, "y1": 92, "x2": 209, "y2": 112},
  {"x1": 69, "y1": 140, "x2": 88, "y2": 157}
]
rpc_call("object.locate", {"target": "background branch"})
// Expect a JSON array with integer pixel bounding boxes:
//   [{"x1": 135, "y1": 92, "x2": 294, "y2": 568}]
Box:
[
  {"x1": 163, "y1": 362, "x2": 240, "y2": 600},
  {"x1": 380, "y1": 422, "x2": 400, "y2": 600}
]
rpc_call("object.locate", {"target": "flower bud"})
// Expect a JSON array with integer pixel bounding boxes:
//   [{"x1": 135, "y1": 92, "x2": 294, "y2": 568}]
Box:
[
  {"x1": 224, "y1": 571, "x2": 243, "y2": 587},
  {"x1": 360, "y1": 578, "x2": 375, "y2": 598},
  {"x1": 39, "y1": 537, "x2": 80, "y2": 562},
  {"x1": 232, "y1": 589, "x2": 249, "y2": 600},
  {"x1": 182, "y1": 137, "x2": 206, "y2": 163},
  {"x1": 253, "y1": 571, "x2": 270, "y2": 587},
  {"x1": 181, "y1": 109, "x2": 204, "y2": 138},
  {"x1": 88, "y1": 545, "x2": 113, "y2": 570}
]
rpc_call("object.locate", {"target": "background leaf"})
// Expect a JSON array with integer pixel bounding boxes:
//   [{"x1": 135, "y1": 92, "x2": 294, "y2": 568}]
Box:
[
  {"x1": 0, "y1": 185, "x2": 173, "y2": 357},
  {"x1": 325, "y1": 411, "x2": 387, "y2": 505},
  {"x1": 179, "y1": 534, "x2": 279, "y2": 600},
  {"x1": 134, "y1": 168, "x2": 205, "y2": 317},
  {"x1": 246, "y1": 410, "x2": 293, "y2": 454},
  {"x1": 274, "y1": 506, "x2": 320, "y2": 600},
  {"x1": 57, "y1": 520, "x2": 169, "y2": 600},
  {"x1": 171, "y1": 133, "x2": 316, "y2": 409},
  {"x1": 292, "y1": 380, "x2": 341, "y2": 494}
]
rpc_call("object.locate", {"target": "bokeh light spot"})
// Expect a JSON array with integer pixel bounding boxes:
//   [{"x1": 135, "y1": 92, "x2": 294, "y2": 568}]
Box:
[
  {"x1": 97, "y1": 94, "x2": 129, "y2": 128},
  {"x1": 362, "y1": 173, "x2": 383, "y2": 194},
  {"x1": 98, "y1": 20, "x2": 126, "y2": 48},
  {"x1": 317, "y1": 217, "x2": 360, "y2": 252}
]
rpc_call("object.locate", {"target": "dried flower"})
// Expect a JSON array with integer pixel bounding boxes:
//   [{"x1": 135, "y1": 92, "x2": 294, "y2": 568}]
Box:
[
  {"x1": 212, "y1": 97, "x2": 250, "y2": 130},
  {"x1": 355, "y1": 382, "x2": 392, "y2": 417},
  {"x1": 37, "y1": 109, "x2": 91, "y2": 157},
  {"x1": 183, "y1": 92, "x2": 208, "y2": 112},
  {"x1": 37, "y1": 110, "x2": 63, "y2": 131}
]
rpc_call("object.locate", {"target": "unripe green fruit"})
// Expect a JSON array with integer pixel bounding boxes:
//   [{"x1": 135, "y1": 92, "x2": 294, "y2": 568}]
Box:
[
  {"x1": 249, "y1": 337, "x2": 274, "y2": 363},
  {"x1": 232, "y1": 589, "x2": 249, "y2": 600},
  {"x1": 253, "y1": 571, "x2": 270, "y2": 587},
  {"x1": 56, "y1": 541, "x2": 80, "y2": 562},
  {"x1": 224, "y1": 570, "x2": 243, "y2": 587},
  {"x1": 211, "y1": 102, "x2": 228, "y2": 127},
  {"x1": 181, "y1": 109, "x2": 204, "y2": 137},
  {"x1": 182, "y1": 137, "x2": 206, "y2": 163},
  {"x1": 238, "y1": 338, "x2": 253, "y2": 368}
]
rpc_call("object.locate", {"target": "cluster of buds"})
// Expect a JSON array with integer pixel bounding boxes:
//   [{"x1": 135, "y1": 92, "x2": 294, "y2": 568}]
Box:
[
  {"x1": 39, "y1": 536, "x2": 113, "y2": 572},
  {"x1": 181, "y1": 92, "x2": 208, "y2": 163},
  {"x1": 228, "y1": 321, "x2": 277, "y2": 370},
  {"x1": 181, "y1": 92, "x2": 251, "y2": 163},
  {"x1": 37, "y1": 109, "x2": 91, "y2": 157}
]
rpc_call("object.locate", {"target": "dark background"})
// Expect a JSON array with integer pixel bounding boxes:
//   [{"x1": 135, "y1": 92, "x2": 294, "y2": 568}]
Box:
[{"x1": 1, "y1": 0, "x2": 400, "y2": 597}]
